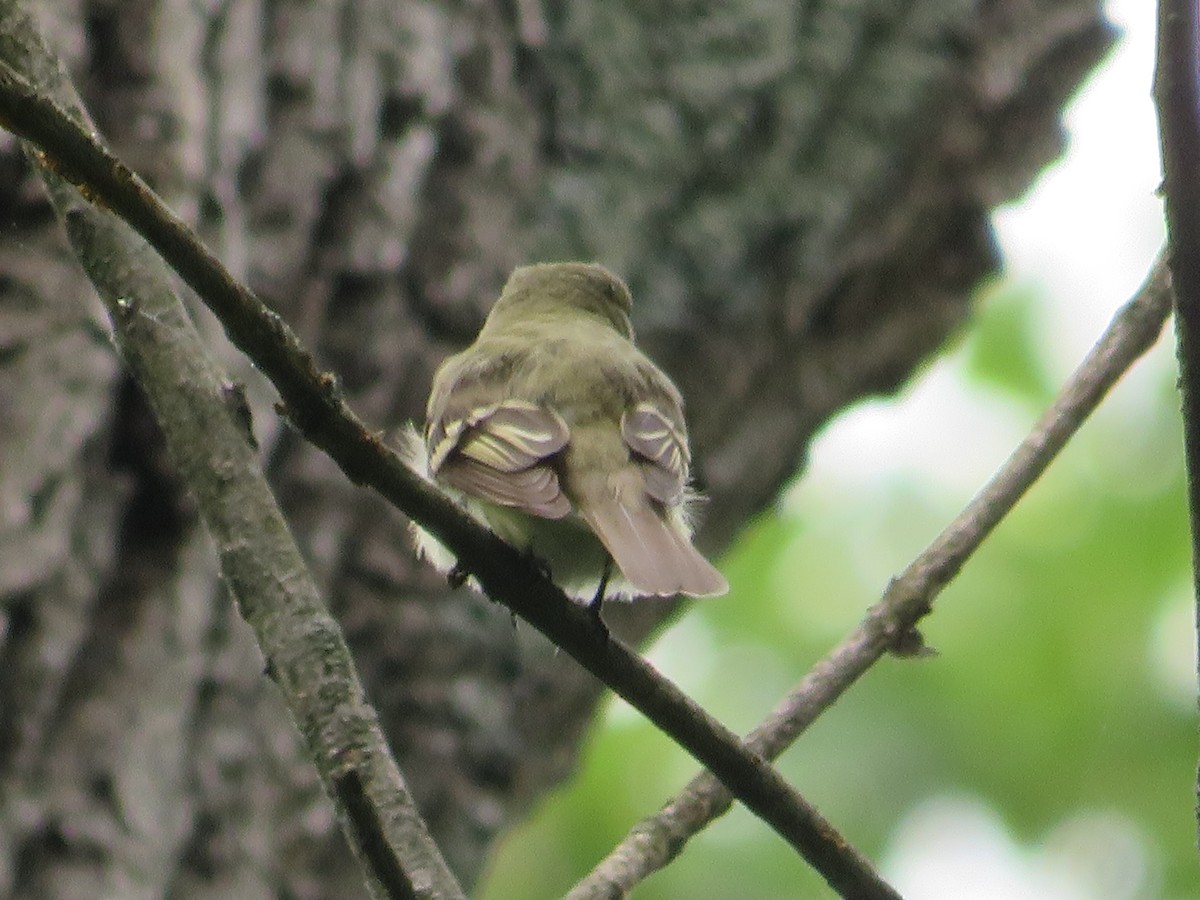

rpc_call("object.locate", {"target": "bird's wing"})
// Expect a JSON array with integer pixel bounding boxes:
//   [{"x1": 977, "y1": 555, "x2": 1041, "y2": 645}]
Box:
[
  {"x1": 604, "y1": 397, "x2": 725, "y2": 596},
  {"x1": 620, "y1": 401, "x2": 690, "y2": 506},
  {"x1": 427, "y1": 354, "x2": 572, "y2": 520}
]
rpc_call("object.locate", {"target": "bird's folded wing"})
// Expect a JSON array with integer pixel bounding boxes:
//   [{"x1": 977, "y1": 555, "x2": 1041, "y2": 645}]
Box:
[
  {"x1": 429, "y1": 400, "x2": 572, "y2": 519},
  {"x1": 620, "y1": 402, "x2": 690, "y2": 505}
]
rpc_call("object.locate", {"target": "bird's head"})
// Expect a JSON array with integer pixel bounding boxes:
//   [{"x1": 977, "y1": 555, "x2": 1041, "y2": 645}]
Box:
[{"x1": 485, "y1": 262, "x2": 634, "y2": 338}]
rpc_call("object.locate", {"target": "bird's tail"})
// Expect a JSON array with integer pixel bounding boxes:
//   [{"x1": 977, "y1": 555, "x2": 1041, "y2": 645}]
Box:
[{"x1": 577, "y1": 470, "x2": 728, "y2": 598}]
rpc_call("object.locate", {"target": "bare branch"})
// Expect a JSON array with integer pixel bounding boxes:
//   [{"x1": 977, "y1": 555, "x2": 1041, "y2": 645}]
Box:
[
  {"x1": 0, "y1": 4, "x2": 463, "y2": 898},
  {"x1": 1152, "y1": 0, "x2": 1200, "y2": 845},
  {"x1": 570, "y1": 257, "x2": 1173, "y2": 898},
  {"x1": 0, "y1": 24, "x2": 903, "y2": 900}
]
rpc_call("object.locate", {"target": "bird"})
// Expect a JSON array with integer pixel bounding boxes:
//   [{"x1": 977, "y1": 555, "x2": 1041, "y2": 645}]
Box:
[{"x1": 404, "y1": 261, "x2": 728, "y2": 604}]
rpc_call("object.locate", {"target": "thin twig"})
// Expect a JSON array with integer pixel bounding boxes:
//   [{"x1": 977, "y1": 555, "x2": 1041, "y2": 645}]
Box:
[
  {"x1": 0, "y1": 3, "x2": 463, "y2": 898},
  {"x1": 0, "y1": 48, "x2": 901, "y2": 900},
  {"x1": 568, "y1": 258, "x2": 1173, "y2": 898},
  {"x1": 1152, "y1": 0, "x2": 1200, "y2": 845}
]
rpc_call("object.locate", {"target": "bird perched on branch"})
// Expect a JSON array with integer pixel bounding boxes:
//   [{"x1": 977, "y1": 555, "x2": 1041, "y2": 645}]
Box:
[{"x1": 406, "y1": 262, "x2": 728, "y2": 605}]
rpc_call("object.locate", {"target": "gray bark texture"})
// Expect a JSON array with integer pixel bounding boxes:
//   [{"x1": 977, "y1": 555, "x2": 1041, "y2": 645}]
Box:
[{"x1": 0, "y1": 0, "x2": 1111, "y2": 896}]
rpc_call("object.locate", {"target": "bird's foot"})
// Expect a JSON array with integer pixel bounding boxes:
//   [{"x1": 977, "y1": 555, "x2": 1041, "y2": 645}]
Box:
[{"x1": 519, "y1": 546, "x2": 554, "y2": 582}]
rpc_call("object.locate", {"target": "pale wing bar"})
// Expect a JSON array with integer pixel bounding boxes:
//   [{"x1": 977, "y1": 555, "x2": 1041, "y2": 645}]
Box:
[
  {"x1": 429, "y1": 400, "x2": 572, "y2": 519},
  {"x1": 620, "y1": 402, "x2": 689, "y2": 505}
]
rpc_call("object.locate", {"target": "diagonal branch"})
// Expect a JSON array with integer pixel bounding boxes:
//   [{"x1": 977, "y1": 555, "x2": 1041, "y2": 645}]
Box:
[
  {"x1": 569, "y1": 257, "x2": 1173, "y2": 898},
  {"x1": 0, "y1": 3, "x2": 463, "y2": 899},
  {"x1": 1152, "y1": 0, "x2": 1200, "y2": 844},
  {"x1": 0, "y1": 38, "x2": 902, "y2": 900}
]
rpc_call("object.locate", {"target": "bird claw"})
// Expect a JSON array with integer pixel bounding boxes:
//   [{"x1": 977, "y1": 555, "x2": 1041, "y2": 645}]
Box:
[
  {"x1": 519, "y1": 546, "x2": 554, "y2": 582},
  {"x1": 586, "y1": 595, "x2": 609, "y2": 642}
]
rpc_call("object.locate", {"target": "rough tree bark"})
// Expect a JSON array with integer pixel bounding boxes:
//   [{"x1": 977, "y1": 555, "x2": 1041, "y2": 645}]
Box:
[{"x1": 0, "y1": 0, "x2": 1112, "y2": 896}]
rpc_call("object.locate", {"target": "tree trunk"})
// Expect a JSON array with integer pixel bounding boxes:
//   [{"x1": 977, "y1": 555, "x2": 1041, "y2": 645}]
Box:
[{"x1": 0, "y1": 0, "x2": 1112, "y2": 895}]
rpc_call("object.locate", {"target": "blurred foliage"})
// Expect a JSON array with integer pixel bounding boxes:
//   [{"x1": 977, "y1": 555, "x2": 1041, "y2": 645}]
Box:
[
  {"x1": 478, "y1": 279, "x2": 1197, "y2": 899},
  {"x1": 962, "y1": 282, "x2": 1057, "y2": 405}
]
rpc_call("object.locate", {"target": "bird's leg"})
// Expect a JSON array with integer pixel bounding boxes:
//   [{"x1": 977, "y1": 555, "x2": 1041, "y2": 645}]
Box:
[{"x1": 588, "y1": 556, "x2": 613, "y2": 632}]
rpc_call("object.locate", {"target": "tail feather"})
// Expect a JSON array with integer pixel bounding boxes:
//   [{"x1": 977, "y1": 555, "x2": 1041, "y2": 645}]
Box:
[{"x1": 579, "y1": 472, "x2": 727, "y2": 598}]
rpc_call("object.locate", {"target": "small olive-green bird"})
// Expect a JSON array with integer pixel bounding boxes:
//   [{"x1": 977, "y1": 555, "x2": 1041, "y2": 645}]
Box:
[{"x1": 406, "y1": 262, "x2": 728, "y2": 602}]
